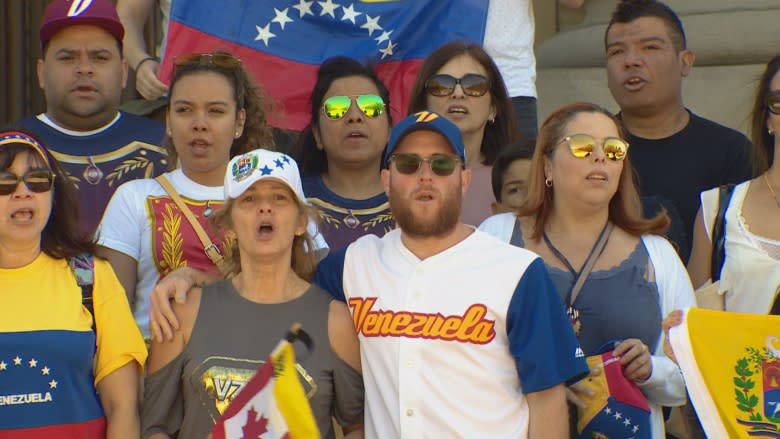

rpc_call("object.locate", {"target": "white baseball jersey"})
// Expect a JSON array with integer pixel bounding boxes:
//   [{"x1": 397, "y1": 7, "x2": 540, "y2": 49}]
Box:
[{"x1": 315, "y1": 228, "x2": 587, "y2": 438}]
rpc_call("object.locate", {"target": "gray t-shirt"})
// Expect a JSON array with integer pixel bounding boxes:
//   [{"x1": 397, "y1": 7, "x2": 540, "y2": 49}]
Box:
[{"x1": 142, "y1": 279, "x2": 363, "y2": 438}]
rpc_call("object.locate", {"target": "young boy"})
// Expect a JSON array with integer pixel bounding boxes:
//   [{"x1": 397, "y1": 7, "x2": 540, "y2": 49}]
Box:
[{"x1": 491, "y1": 140, "x2": 535, "y2": 214}]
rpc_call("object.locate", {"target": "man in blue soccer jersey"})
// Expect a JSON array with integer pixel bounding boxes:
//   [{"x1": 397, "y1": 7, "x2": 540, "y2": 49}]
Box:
[
  {"x1": 15, "y1": 0, "x2": 168, "y2": 236},
  {"x1": 314, "y1": 111, "x2": 588, "y2": 438},
  {"x1": 148, "y1": 111, "x2": 588, "y2": 438}
]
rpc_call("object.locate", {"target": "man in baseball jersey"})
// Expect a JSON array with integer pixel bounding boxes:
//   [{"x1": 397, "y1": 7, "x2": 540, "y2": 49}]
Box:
[
  {"x1": 315, "y1": 111, "x2": 588, "y2": 438},
  {"x1": 148, "y1": 112, "x2": 588, "y2": 438}
]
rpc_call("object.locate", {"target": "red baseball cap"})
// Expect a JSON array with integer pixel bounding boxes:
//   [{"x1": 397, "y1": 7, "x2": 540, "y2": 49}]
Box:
[{"x1": 39, "y1": 0, "x2": 124, "y2": 48}]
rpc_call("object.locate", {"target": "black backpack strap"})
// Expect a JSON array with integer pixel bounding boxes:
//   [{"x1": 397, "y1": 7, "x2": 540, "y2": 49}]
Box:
[
  {"x1": 710, "y1": 184, "x2": 736, "y2": 282},
  {"x1": 69, "y1": 253, "x2": 96, "y2": 336}
]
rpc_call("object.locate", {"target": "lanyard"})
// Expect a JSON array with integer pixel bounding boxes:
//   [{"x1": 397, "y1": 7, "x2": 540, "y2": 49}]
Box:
[{"x1": 543, "y1": 221, "x2": 614, "y2": 306}]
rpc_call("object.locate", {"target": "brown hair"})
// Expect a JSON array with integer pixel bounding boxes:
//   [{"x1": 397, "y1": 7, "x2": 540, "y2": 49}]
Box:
[
  {"x1": 0, "y1": 128, "x2": 95, "y2": 258},
  {"x1": 163, "y1": 51, "x2": 275, "y2": 169},
  {"x1": 517, "y1": 102, "x2": 669, "y2": 240},
  {"x1": 209, "y1": 197, "x2": 318, "y2": 281},
  {"x1": 407, "y1": 41, "x2": 520, "y2": 166},
  {"x1": 748, "y1": 54, "x2": 780, "y2": 177}
]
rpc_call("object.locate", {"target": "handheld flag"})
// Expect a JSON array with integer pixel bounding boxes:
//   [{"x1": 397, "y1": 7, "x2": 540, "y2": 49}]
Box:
[
  {"x1": 211, "y1": 323, "x2": 320, "y2": 439},
  {"x1": 669, "y1": 308, "x2": 780, "y2": 438},
  {"x1": 161, "y1": 0, "x2": 489, "y2": 130}
]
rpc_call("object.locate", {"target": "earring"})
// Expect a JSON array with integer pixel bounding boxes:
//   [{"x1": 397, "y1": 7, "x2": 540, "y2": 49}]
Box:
[
  {"x1": 545, "y1": 177, "x2": 553, "y2": 188},
  {"x1": 234, "y1": 131, "x2": 241, "y2": 138},
  {"x1": 488, "y1": 117, "x2": 495, "y2": 124}
]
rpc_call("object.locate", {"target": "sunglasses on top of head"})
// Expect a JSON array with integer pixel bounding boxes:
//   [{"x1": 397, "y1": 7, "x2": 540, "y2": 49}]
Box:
[
  {"x1": 173, "y1": 52, "x2": 242, "y2": 70},
  {"x1": 557, "y1": 134, "x2": 629, "y2": 161},
  {"x1": 0, "y1": 169, "x2": 56, "y2": 196},
  {"x1": 389, "y1": 153, "x2": 462, "y2": 177},
  {"x1": 424, "y1": 73, "x2": 490, "y2": 97},
  {"x1": 768, "y1": 90, "x2": 780, "y2": 115},
  {"x1": 321, "y1": 94, "x2": 386, "y2": 120}
]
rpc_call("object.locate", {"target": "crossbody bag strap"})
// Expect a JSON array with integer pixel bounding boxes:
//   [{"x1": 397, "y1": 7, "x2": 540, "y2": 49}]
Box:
[
  {"x1": 568, "y1": 222, "x2": 614, "y2": 306},
  {"x1": 155, "y1": 175, "x2": 230, "y2": 277},
  {"x1": 710, "y1": 184, "x2": 735, "y2": 282},
  {"x1": 69, "y1": 253, "x2": 97, "y2": 343}
]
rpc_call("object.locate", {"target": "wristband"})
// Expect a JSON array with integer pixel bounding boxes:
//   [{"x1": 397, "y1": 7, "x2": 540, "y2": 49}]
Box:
[{"x1": 135, "y1": 56, "x2": 158, "y2": 72}]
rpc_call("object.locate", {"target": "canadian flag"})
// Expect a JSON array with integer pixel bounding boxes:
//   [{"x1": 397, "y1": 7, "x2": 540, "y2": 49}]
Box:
[{"x1": 212, "y1": 326, "x2": 320, "y2": 439}]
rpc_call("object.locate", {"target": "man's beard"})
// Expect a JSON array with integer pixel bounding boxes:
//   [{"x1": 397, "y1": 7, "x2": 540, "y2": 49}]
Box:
[{"x1": 389, "y1": 178, "x2": 462, "y2": 239}]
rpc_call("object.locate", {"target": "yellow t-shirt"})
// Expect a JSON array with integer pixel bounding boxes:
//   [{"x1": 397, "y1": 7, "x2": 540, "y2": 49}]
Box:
[{"x1": 0, "y1": 253, "x2": 147, "y2": 384}]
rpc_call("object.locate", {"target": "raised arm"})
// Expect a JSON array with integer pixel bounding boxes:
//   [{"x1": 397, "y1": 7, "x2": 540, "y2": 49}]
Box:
[{"x1": 116, "y1": 0, "x2": 169, "y2": 99}]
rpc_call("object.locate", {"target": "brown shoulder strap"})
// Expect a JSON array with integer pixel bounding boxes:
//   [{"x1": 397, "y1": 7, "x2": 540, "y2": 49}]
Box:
[{"x1": 155, "y1": 175, "x2": 230, "y2": 277}]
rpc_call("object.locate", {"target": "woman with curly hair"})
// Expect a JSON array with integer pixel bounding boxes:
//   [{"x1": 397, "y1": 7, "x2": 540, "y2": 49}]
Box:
[{"x1": 98, "y1": 51, "x2": 325, "y2": 340}]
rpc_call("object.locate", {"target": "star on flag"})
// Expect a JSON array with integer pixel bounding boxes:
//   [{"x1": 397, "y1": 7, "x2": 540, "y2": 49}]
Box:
[{"x1": 254, "y1": 1, "x2": 397, "y2": 58}]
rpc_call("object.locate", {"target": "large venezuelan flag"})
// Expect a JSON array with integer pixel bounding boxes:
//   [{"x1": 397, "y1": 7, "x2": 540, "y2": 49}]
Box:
[
  {"x1": 669, "y1": 308, "x2": 780, "y2": 438},
  {"x1": 160, "y1": 0, "x2": 489, "y2": 131}
]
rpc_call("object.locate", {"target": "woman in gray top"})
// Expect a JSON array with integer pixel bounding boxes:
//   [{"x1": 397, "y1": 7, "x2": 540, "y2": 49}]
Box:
[
  {"x1": 479, "y1": 102, "x2": 696, "y2": 438},
  {"x1": 142, "y1": 149, "x2": 363, "y2": 439}
]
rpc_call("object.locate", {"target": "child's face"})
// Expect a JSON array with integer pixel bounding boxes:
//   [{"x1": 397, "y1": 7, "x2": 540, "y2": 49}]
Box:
[{"x1": 492, "y1": 159, "x2": 531, "y2": 214}]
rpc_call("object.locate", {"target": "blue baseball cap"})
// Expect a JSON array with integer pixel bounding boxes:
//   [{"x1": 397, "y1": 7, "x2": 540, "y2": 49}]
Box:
[{"x1": 384, "y1": 111, "x2": 466, "y2": 165}]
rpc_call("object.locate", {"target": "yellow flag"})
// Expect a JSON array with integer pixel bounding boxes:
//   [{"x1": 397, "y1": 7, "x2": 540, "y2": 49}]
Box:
[
  {"x1": 670, "y1": 308, "x2": 780, "y2": 438},
  {"x1": 212, "y1": 327, "x2": 320, "y2": 439}
]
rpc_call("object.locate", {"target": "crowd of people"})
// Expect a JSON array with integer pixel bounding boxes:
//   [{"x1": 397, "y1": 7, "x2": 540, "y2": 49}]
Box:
[{"x1": 1, "y1": 0, "x2": 778, "y2": 438}]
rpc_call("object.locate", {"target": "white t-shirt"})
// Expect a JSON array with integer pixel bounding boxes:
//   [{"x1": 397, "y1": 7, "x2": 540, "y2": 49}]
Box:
[
  {"x1": 484, "y1": 0, "x2": 537, "y2": 99},
  {"x1": 98, "y1": 169, "x2": 328, "y2": 337}
]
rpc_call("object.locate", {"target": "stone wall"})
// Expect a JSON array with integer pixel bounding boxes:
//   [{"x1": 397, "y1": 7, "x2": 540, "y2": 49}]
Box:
[{"x1": 534, "y1": 0, "x2": 780, "y2": 135}]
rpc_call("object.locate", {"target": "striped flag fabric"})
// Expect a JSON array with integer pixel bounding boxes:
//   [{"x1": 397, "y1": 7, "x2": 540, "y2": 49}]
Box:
[{"x1": 160, "y1": 0, "x2": 489, "y2": 130}]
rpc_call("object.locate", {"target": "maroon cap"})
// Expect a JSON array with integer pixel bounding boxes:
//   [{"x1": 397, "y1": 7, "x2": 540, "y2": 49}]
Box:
[{"x1": 39, "y1": 0, "x2": 124, "y2": 47}]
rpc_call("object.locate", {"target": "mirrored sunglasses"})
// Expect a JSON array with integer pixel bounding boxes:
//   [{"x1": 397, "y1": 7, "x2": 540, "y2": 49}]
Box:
[
  {"x1": 768, "y1": 90, "x2": 780, "y2": 115},
  {"x1": 322, "y1": 94, "x2": 386, "y2": 120},
  {"x1": 424, "y1": 73, "x2": 490, "y2": 97},
  {"x1": 559, "y1": 134, "x2": 629, "y2": 161},
  {"x1": 389, "y1": 153, "x2": 461, "y2": 177},
  {"x1": 0, "y1": 169, "x2": 56, "y2": 196}
]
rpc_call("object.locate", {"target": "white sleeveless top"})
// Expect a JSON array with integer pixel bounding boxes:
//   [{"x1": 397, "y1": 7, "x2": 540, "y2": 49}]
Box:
[{"x1": 701, "y1": 181, "x2": 780, "y2": 313}]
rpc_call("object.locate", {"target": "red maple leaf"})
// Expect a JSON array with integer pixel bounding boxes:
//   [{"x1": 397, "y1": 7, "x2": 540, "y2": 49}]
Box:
[{"x1": 241, "y1": 406, "x2": 269, "y2": 439}]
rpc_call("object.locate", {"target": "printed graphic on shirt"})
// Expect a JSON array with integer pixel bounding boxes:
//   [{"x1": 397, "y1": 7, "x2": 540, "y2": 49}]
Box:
[
  {"x1": 348, "y1": 297, "x2": 496, "y2": 344},
  {"x1": 0, "y1": 331, "x2": 106, "y2": 436},
  {"x1": 194, "y1": 357, "x2": 316, "y2": 422},
  {"x1": 146, "y1": 196, "x2": 230, "y2": 276},
  {"x1": 53, "y1": 142, "x2": 169, "y2": 233}
]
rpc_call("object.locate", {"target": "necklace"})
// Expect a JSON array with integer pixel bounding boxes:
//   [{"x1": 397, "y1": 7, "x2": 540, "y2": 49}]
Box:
[{"x1": 764, "y1": 173, "x2": 780, "y2": 209}]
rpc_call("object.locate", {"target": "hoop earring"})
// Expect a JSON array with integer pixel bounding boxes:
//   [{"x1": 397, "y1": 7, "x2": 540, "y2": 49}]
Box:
[{"x1": 545, "y1": 177, "x2": 553, "y2": 188}]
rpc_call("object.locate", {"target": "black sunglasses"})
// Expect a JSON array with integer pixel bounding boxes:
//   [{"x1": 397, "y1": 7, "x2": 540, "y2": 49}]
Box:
[
  {"x1": 768, "y1": 90, "x2": 780, "y2": 115},
  {"x1": 389, "y1": 153, "x2": 461, "y2": 177},
  {"x1": 424, "y1": 74, "x2": 490, "y2": 97},
  {"x1": 0, "y1": 169, "x2": 56, "y2": 196}
]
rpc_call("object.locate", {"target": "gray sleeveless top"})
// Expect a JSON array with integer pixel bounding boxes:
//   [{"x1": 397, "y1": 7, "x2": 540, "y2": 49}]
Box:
[
  {"x1": 141, "y1": 280, "x2": 363, "y2": 439},
  {"x1": 509, "y1": 224, "x2": 662, "y2": 355}
]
